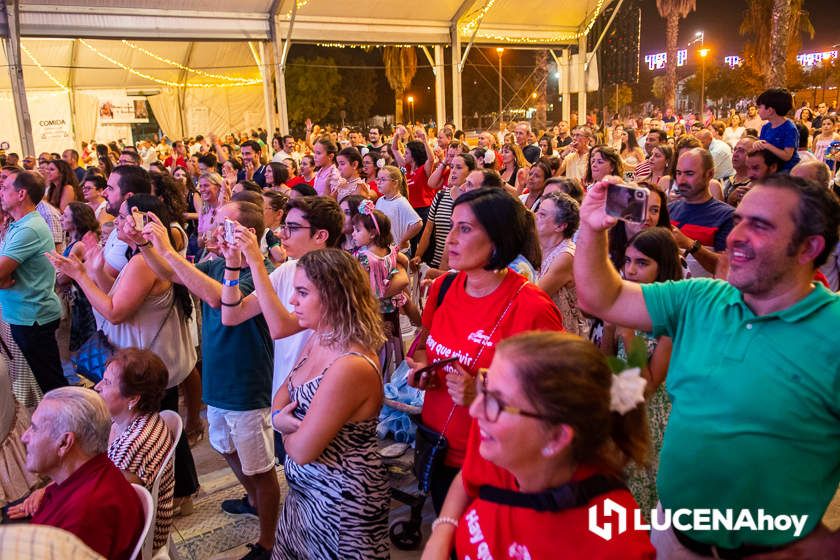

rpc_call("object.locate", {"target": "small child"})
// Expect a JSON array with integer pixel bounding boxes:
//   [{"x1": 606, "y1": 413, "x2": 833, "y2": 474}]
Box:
[
  {"x1": 351, "y1": 200, "x2": 408, "y2": 375},
  {"x1": 755, "y1": 87, "x2": 800, "y2": 173},
  {"x1": 335, "y1": 147, "x2": 371, "y2": 201},
  {"x1": 351, "y1": 201, "x2": 403, "y2": 314}
]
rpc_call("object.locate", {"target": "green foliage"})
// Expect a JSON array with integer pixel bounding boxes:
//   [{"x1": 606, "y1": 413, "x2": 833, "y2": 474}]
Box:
[
  {"x1": 606, "y1": 334, "x2": 649, "y2": 374},
  {"x1": 285, "y1": 56, "x2": 344, "y2": 127}
]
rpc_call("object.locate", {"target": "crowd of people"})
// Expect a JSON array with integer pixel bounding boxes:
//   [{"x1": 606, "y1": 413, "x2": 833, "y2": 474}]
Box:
[{"x1": 0, "y1": 84, "x2": 838, "y2": 560}]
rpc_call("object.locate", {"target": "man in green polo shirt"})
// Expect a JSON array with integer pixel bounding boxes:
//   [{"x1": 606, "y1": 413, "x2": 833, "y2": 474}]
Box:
[
  {"x1": 575, "y1": 174, "x2": 840, "y2": 558},
  {"x1": 0, "y1": 170, "x2": 64, "y2": 393}
]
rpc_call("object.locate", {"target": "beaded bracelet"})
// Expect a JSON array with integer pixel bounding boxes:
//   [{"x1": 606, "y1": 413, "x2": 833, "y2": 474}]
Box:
[{"x1": 431, "y1": 517, "x2": 459, "y2": 532}]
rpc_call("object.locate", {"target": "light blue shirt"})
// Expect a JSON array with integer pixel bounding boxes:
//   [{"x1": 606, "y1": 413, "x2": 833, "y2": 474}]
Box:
[{"x1": 0, "y1": 211, "x2": 62, "y2": 325}]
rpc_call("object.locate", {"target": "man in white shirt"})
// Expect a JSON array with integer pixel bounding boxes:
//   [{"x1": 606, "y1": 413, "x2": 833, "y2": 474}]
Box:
[
  {"x1": 271, "y1": 135, "x2": 300, "y2": 164},
  {"x1": 559, "y1": 126, "x2": 592, "y2": 181}
]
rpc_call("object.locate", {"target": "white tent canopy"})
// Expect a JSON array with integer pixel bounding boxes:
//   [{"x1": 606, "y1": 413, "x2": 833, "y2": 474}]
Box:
[{"x1": 0, "y1": 0, "x2": 613, "y2": 154}]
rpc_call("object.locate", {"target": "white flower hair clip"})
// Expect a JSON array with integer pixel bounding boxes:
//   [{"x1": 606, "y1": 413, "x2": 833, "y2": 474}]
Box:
[
  {"x1": 377, "y1": 158, "x2": 386, "y2": 169},
  {"x1": 484, "y1": 150, "x2": 496, "y2": 165},
  {"x1": 360, "y1": 147, "x2": 370, "y2": 156},
  {"x1": 609, "y1": 367, "x2": 647, "y2": 414}
]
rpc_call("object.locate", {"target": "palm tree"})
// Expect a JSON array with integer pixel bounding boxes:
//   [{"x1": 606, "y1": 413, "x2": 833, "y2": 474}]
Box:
[
  {"x1": 383, "y1": 47, "x2": 417, "y2": 124},
  {"x1": 655, "y1": 0, "x2": 696, "y2": 112},
  {"x1": 739, "y1": 0, "x2": 814, "y2": 88}
]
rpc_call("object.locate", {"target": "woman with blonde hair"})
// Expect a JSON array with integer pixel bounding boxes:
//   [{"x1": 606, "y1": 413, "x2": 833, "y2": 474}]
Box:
[
  {"x1": 270, "y1": 248, "x2": 390, "y2": 559},
  {"x1": 196, "y1": 171, "x2": 226, "y2": 254}
]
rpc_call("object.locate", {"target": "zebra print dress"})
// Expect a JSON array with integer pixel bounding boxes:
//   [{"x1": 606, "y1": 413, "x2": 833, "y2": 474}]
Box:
[{"x1": 273, "y1": 352, "x2": 390, "y2": 559}]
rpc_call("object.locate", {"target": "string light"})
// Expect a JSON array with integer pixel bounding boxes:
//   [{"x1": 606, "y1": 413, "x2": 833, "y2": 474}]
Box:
[
  {"x1": 21, "y1": 43, "x2": 69, "y2": 92},
  {"x1": 315, "y1": 43, "x2": 426, "y2": 49},
  {"x1": 285, "y1": 0, "x2": 310, "y2": 17},
  {"x1": 79, "y1": 39, "x2": 263, "y2": 88},
  {"x1": 462, "y1": 0, "x2": 606, "y2": 43},
  {"x1": 460, "y1": 0, "x2": 497, "y2": 35},
  {"x1": 120, "y1": 40, "x2": 260, "y2": 83}
]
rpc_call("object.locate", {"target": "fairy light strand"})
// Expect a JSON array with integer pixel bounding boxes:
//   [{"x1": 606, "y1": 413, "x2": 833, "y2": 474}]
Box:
[
  {"x1": 21, "y1": 44, "x2": 70, "y2": 92},
  {"x1": 462, "y1": 0, "x2": 606, "y2": 43},
  {"x1": 120, "y1": 40, "x2": 260, "y2": 83},
  {"x1": 79, "y1": 39, "x2": 263, "y2": 89}
]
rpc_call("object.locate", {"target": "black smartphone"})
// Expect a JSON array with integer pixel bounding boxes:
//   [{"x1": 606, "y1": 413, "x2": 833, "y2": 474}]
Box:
[{"x1": 412, "y1": 357, "x2": 459, "y2": 386}]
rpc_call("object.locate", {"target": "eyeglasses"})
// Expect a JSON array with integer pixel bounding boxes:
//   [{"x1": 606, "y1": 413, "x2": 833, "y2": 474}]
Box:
[
  {"x1": 279, "y1": 223, "x2": 311, "y2": 236},
  {"x1": 475, "y1": 369, "x2": 547, "y2": 423}
]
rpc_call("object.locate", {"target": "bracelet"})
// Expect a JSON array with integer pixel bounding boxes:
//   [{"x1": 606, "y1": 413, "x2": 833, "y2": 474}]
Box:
[
  {"x1": 220, "y1": 297, "x2": 243, "y2": 307},
  {"x1": 431, "y1": 517, "x2": 459, "y2": 532},
  {"x1": 221, "y1": 278, "x2": 239, "y2": 287},
  {"x1": 224, "y1": 266, "x2": 242, "y2": 271},
  {"x1": 137, "y1": 241, "x2": 151, "y2": 248}
]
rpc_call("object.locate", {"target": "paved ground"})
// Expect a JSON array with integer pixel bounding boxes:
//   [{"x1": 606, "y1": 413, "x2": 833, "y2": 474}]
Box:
[{"x1": 173, "y1": 426, "x2": 430, "y2": 560}]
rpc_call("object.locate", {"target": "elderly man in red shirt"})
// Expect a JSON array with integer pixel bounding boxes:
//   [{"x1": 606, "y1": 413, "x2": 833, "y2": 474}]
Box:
[{"x1": 9, "y1": 386, "x2": 144, "y2": 560}]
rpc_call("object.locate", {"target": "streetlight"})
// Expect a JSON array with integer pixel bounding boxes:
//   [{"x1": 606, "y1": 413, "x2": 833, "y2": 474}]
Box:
[
  {"x1": 496, "y1": 48, "x2": 504, "y2": 124},
  {"x1": 407, "y1": 95, "x2": 415, "y2": 124},
  {"x1": 699, "y1": 48, "x2": 709, "y2": 111}
]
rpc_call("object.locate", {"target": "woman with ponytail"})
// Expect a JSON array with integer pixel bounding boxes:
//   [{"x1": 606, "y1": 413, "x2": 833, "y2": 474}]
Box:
[{"x1": 423, "y1": 331, "x2": 655, "y2": 559}]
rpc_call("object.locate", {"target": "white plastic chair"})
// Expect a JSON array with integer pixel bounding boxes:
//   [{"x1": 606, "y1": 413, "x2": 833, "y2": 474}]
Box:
[
  {"x1": 144, "y1": 410, "x2": 183, "y2": 560},
  {"x1": 130, "y1": 483, "x2": 154, "y2": 560}
]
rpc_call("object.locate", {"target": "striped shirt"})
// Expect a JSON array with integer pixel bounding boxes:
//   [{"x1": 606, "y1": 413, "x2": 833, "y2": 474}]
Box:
[
  {"x1": 108, "y1": 413, "x2": 174, "y2": 551},
  {"x1": 427, "y1": 188, "x2": 456, "y2": 268}
]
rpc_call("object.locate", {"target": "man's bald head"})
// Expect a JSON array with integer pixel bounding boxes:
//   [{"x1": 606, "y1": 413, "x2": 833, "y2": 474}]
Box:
[
  {"x1": 695, "y1": 129, "x2": 713, "y2": 149},
  {"x1": 791, "y1": 160, "x2": 831, "y2": 188}
]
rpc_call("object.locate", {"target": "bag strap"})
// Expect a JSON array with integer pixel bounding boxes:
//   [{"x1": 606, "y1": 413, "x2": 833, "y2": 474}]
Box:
[
  {"x1": 406, "y1": 272, "x2": 457, "y2": 359},
  {"x1": 146, "y1": 299, "x2": 176, "y2": 351},
  {"x1": 437, "y1": 278, "x2": 528, "y2": 437},
  {"x1": 477, "y1": 474, "x2": 627, "y2": 512},
  {"x1": 436, "y1": 271, "x2": 458, "y2": 308}
]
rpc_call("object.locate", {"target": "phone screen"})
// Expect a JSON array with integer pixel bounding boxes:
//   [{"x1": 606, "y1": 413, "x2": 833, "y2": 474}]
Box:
[{"x1": 606, "y1": 183, "x2": 649, "y2": 223}]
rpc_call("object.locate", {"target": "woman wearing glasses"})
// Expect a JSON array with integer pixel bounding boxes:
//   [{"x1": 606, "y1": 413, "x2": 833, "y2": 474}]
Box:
[
  {"x1": 407, "y1": 188, "x2": 564, "y2": 516},
  {"x1": 427, "y1": 331, "x2": 655, "y2": 559}
]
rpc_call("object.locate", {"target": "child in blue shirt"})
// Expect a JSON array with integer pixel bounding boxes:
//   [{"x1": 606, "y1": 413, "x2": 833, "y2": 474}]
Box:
[{"x1": 754, "y1": 87, "x2": 800, "y2": 172}]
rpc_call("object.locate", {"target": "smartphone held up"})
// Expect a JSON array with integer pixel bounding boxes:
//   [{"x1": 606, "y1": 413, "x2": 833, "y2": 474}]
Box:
[{"x1": 605, "y1": 182, "x2": 649, "y2": 224}]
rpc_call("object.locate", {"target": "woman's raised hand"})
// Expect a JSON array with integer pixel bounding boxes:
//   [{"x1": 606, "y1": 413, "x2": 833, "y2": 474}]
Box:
[
  {"x1": 141, "y1": 212, "x2": 174, "y2": 254},
  {"x1": 45, "y1": 250, "x2": 85, "y2": 281}
]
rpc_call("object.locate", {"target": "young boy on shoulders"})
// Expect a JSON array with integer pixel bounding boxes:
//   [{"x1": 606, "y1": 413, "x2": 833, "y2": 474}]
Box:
[{"x1": 754, "y1": 87, "x2": 800, "y2": 173}]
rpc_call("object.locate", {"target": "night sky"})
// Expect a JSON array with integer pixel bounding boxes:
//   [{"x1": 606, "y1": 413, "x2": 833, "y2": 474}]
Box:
[{"x1": 638, "y1": 0, "x2": 838, "y2": 60}]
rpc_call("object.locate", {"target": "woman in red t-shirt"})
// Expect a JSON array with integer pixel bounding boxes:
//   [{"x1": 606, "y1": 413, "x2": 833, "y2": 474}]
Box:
[
  {"x1": 424, "y1": 331, "x2": 655, "y2": 559},
  {"x1": 407, "y1": 188, "x2": 564, "y2": 513},
  {"x1": 287, "y1": 155, "x2": 316, "y2": 188}
]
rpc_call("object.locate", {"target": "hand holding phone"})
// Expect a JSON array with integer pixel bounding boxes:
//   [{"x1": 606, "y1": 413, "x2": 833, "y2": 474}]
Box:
[
  {"x1": 605, "y1": 182, "x2": 649, "y2": 224},
  {"x1": 412, "y1": 357, "x2": 459, "y2": 387}
]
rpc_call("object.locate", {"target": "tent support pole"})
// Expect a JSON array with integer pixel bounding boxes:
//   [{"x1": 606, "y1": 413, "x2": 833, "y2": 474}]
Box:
[
  {"x1": 434, "y1": 45, "x2": 446, "y2": 129},
  {"x1": 177, "y1": 43, "x2": 194, "y2": 138},
  {"x1": 259, "y1": 42, "x2": 274, "y2": 136},
  {"x1": 269, "y1": 0, "x2": 295, "y2": 135},
  {"x1": 450, "y1": 26, "x2": 462, "y2": 129},
  {"x1": 68, "y1": 38, "x2": 80, "y2": 149},
  {"x1": 561, "y1": 48, "x2": 571, "y2": 123},
  {"x1": 577, "y1": 35, "x2": 586, "y2": 124},
  {"x1": 4, "y1": 1, "x2": 34, "y2": 155}
]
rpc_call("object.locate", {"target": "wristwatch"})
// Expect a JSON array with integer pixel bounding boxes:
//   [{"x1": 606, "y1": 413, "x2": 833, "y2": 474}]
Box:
[{"x1": 684, "y1": 239, "x2": 702, "y2": 257}]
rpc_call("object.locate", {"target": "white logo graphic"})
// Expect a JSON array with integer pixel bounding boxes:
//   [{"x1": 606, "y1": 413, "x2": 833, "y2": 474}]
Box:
[
  {"x1": 588, "y1": 501, "x2": 809, "y2": 541},
  {"x1": 588, "y1": 498, "x2": 628, "y2": 541},
  {"x1": 467, "y1": 329, "x2": 493, "y2": 347}
]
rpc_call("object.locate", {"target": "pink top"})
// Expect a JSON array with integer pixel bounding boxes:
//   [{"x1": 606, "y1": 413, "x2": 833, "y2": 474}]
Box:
[{"x1": 313, "y1": 165, "x2": 342, "y2": 197}]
